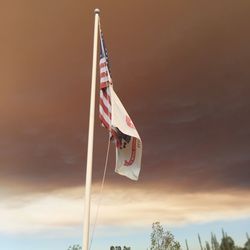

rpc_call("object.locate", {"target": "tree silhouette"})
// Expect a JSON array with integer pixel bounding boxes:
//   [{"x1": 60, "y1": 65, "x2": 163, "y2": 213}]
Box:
[
  {"x1": 211, "y1": 233, "x2": 220, "y2": 250},
  {"x1": 67, "y1": 245, "x2": 82, "y2": 250},
  {"x1": 110, "y1": 246, "x2": 130, "y2": 250},
  {"x1": 244, "y1": 239, "x2": 250, "y2": 250},
  {"x1": 220, "y1": 235, "x2": 235, "y2": 250},
  {"x1": 150, "y1": 222, "x2": 180, "y2": 250}
]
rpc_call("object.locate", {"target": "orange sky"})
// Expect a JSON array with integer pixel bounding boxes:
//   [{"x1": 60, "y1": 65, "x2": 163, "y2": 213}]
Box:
[{"x1": 1, "y1": 0, "x2": 250, "y2": 194}]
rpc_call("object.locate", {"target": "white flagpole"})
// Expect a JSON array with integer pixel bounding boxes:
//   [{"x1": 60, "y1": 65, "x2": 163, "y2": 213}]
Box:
[{"x1": 83, "y1": 8, "x2": 100, "y2": 250}]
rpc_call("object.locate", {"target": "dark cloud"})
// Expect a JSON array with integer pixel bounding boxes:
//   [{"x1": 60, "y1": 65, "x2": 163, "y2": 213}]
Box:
[{"x1": 1, "y1": 0, "x2": 250, "y2": 193}]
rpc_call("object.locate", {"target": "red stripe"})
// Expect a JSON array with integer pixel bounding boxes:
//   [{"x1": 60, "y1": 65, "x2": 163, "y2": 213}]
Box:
[
  {"x1": 100, "y1": 98, "x2": 111, "y2": 118},
  {"x1": 102, "y1": 89, "x2": 111, "y2": 104},
  {"x1": 100, "y1": 62, "x2": 107, "y2": 68},
  {"x1": 99, "y1": 113, "x2": 110, "y2": 129},
  {"x1": 100, "y1": 72, "x2": 108, "y2": 78},
  {"x1": 100, "y1": 82, "x2": 108, "y2": 89}
]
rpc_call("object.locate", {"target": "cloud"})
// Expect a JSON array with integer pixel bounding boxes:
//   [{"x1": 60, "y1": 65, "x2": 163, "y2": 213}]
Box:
[{"x1": 1, "y1": 185, "x2": 250, "y2": 235}]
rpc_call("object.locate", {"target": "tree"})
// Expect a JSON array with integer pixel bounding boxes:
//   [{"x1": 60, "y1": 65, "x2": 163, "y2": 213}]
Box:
[
  {"x1": 244, "y1": 239, "x2": 250, "y2": 250},
  {"x1": 123, "y1": 247, "x2": 131, "y2": 250},
  {"x1": 211, "y1": 233, "x2": 220, "y2": 250},
  {"x1": 110, "y1": 246, "x2": 130, "y2": 250},
  {"x1": 67, "y1": 245, "x2": 82, "y2": 250},
  {"x1": 150, "y1": 222, "x2": 181, "y2": 250},
  {"x1": 198, "y1": 234, "x2": 204, "y2": 250},
  {"x1": 220, "y1": 235, "x2": 235, "y2": 250},
  {"x1": 205, "y1": 241, "x2": 211, "y2": 250}
]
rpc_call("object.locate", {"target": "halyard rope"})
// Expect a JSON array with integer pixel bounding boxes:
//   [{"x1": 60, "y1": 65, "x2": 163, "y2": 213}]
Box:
[{"x1": 89, "y1": 132, "x2": 111, "y2": 250}]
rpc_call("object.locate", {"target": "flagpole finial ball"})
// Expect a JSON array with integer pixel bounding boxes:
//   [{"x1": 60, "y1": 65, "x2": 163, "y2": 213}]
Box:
[{"x1": 94, "y1": 8, "x2": 100, "y2": 14}]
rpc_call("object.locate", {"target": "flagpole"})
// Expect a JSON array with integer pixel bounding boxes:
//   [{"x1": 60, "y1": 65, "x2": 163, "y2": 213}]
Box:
[{"x1": 83, "y1": 8, "x2": 100, "y2": 250}]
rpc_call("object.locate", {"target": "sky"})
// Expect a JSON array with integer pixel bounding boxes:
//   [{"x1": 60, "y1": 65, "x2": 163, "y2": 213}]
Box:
[{"x1": 0, "y1": 1, "x2": 250, "y2": 249}]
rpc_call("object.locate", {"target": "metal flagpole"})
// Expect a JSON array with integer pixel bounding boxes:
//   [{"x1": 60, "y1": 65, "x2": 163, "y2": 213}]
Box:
[{"x1": 83, "y1": 8, "x2": 100, "y2": 250}]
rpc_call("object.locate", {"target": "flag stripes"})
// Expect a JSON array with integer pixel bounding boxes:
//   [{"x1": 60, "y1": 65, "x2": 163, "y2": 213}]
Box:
[
  {"x1": 99, "y1": 30, "x2": 112, "y2": 130},
  {"x1": 99, "y1": 88, "x2": 111, "y2": 129}
]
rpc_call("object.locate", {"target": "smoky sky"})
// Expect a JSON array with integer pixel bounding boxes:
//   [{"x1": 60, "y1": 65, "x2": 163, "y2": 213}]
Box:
[{"x1": 1, "y1": 0, "x2": 250, "y2": 193}]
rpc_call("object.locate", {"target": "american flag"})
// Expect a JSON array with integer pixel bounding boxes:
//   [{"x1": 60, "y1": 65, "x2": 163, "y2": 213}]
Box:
[
  {"x1": 99, "y1": 28, "x2": 125, "y2": 148},
  {"x1": 99, "y1": 29, "x2": 112, "y2": 131}
]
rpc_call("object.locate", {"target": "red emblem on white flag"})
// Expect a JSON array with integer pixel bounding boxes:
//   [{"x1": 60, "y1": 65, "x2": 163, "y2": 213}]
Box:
[
  {"x1": 124, "y1": 137, "x2": 137, "y2": 166},
  {"x1": 126, "y1": 115, "x2": 135, "y2": 129}
]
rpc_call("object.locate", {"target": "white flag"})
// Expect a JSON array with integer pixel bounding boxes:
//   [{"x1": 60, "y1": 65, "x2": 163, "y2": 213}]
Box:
[{"x1": 110, "y1": 86, "x2": 142, "y2": 181}]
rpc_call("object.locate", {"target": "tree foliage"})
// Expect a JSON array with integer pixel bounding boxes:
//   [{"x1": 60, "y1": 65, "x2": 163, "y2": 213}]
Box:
[
  {"x1": 67, "y1": 225, "x2": 249, "y2": 250},
  {"x1": 110, "y1": 246, "x2": 130, "y2": 250},
  {"x1": 211, "y1": 233, "x2": 220, "y2": 250},
  {"x1": 150, "y1": 222, "x2": 181, "y2": 250},
  {"x1": 220, "y1": 236, "x2": 235, "y2": 250},
  {"x1": 245, "y1": 239, "x2": 250, "y2": 250},
  {"x1": 67, "y1": 245, "x2": 82, "y2": 250}
]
